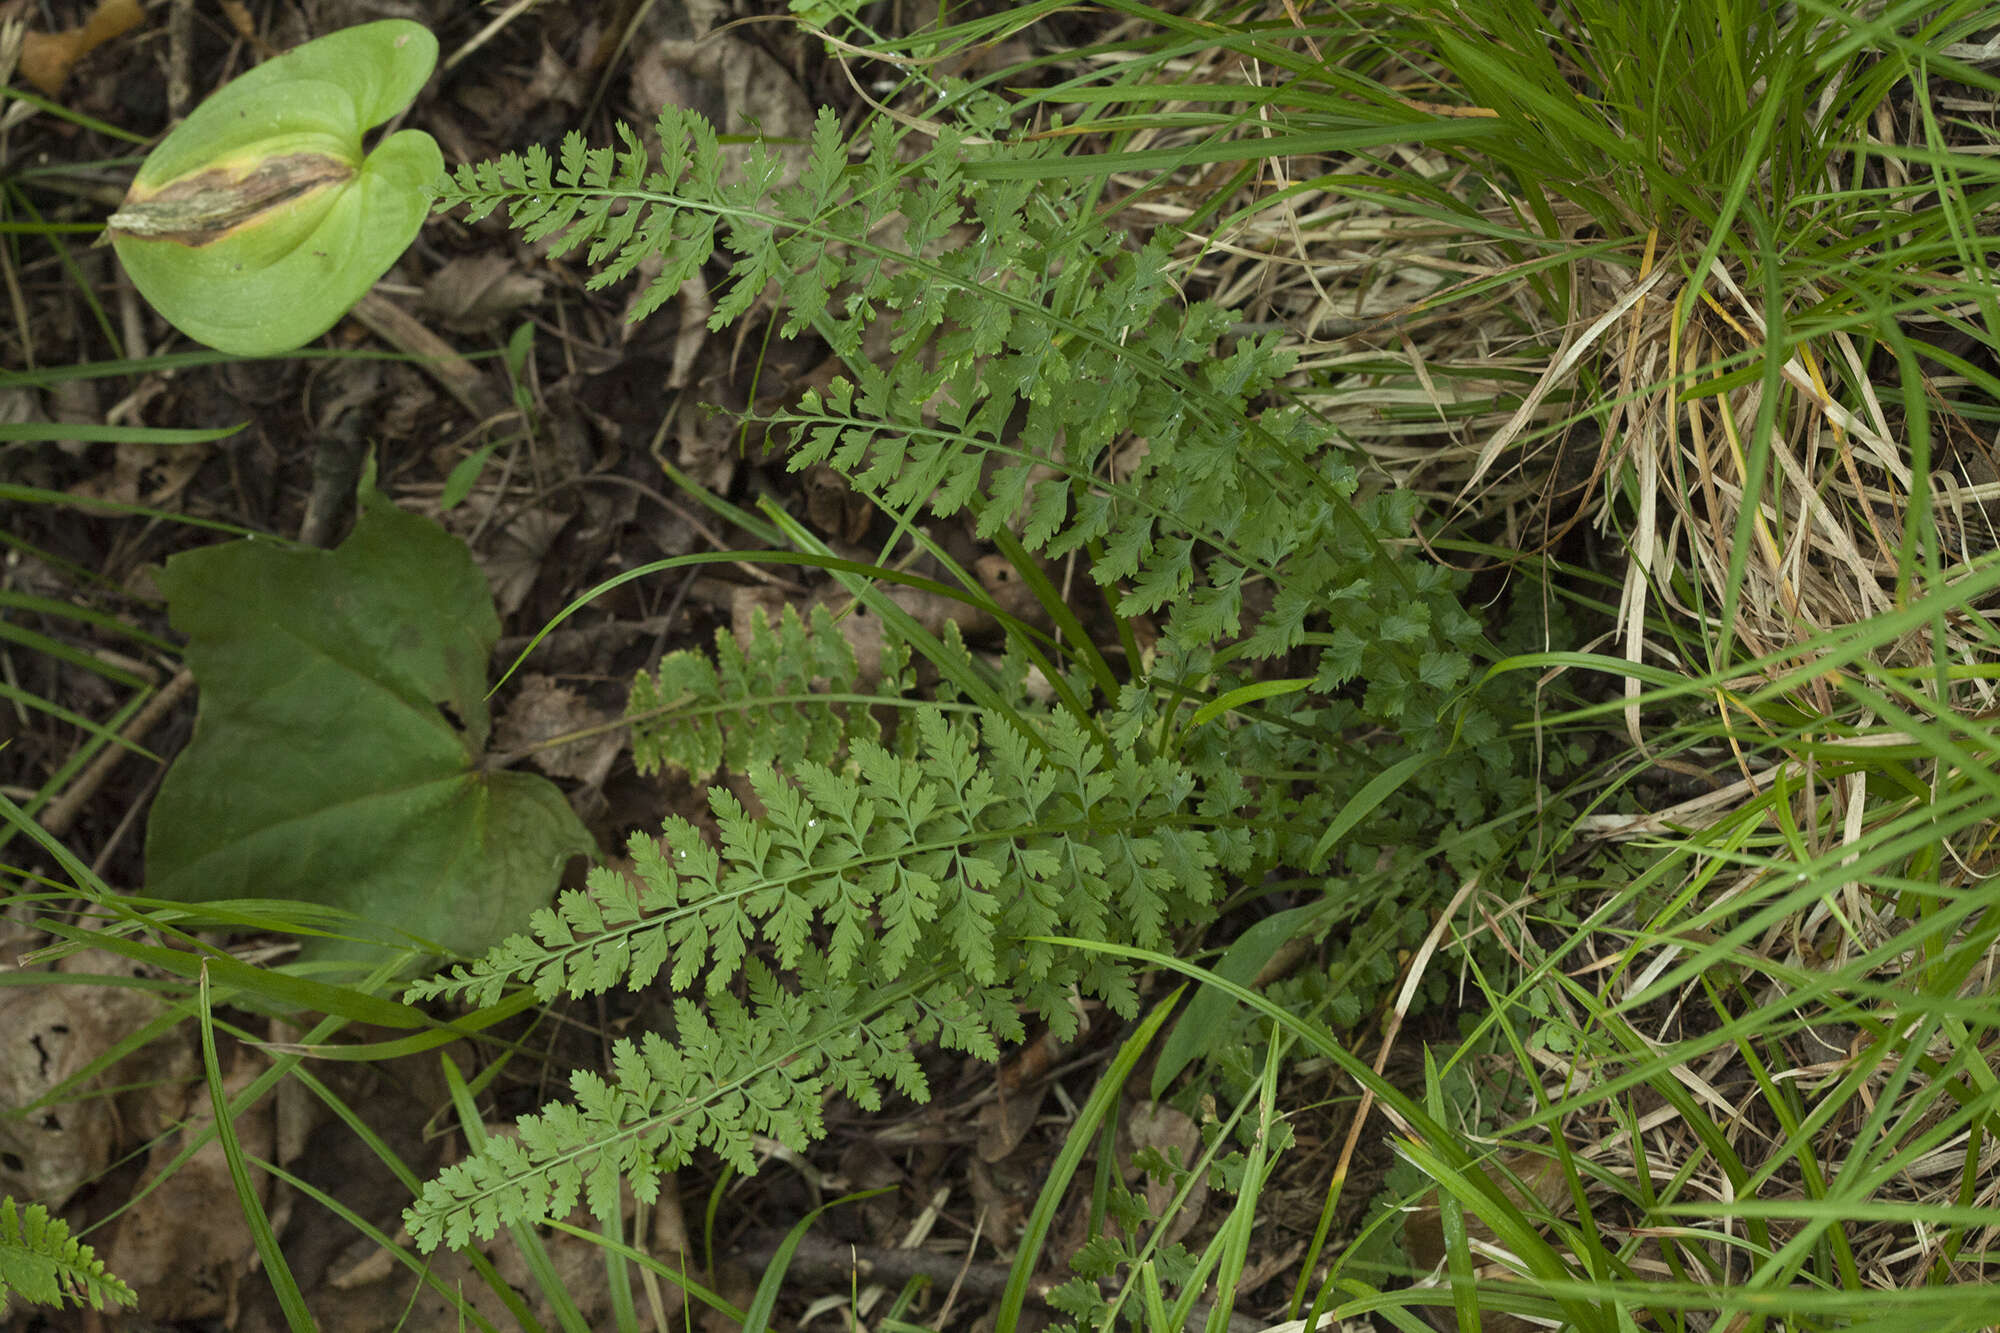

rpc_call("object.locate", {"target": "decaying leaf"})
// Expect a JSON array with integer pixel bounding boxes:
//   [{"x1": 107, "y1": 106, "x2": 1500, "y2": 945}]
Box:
[
  {"x1": 102, "y1": 1050, "x2": 273, "y2": 1322},
  {"x1": 0, "y1": 950, "x2": 192, "y2": 1211},
  {"x1": 675, "y1": 390, "x2": 740, "y2": 494},
  {"x1": 492, "y1": 671, "x2": 623, "y2": 783},
  {"x1": 802, "y1": 464, "x2": 873, "y2": 545},
  {"x1": 627, "y1": 29, "x2": 815, "y2": 191},
  {"x1": 1401, "y1": 1148, "x2": 1576, "y2": 1333},
  {"x1": 420, "y1": 254, "x2": 546, "y2": 332},
  {"x1": 17, "y1": 0, "x2": 142, "y2": 96},
  {"x1": 975, "y1": 1085, "x2": 1045, "y2": 1165},
  {"x1": 812, "y1": 580, "x2": 999, "y2": 645},
  {"x1": 65, "y1": 439, "x2": 209, "y2": 507},
  {"x1": 1121, "y1": 1099, "x2": 1208, "y2": 1246},
  {"x1": 449, "y1": 495, "x2": 570, "y2": 619}
]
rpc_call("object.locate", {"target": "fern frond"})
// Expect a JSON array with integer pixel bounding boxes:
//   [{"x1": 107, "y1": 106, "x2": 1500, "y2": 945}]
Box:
[
  {"x1": 442, "y1": 102, "x2": 1456, "y2": 727},
  {"x1": 0, "y1": 1196, "x2": 135, "y2": 1312},
  {"x1": 404, "y1": 704, "x2": 1216, "y2": 1247},
  {"x1": 410, "y1": 964, "x2": 831, "y2": 1250},
  {"x1": 408, "y1": 948, "x2": 1031, "y2": 1252}
]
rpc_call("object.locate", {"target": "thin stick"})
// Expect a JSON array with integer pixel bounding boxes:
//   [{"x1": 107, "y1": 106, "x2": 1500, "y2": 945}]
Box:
[
  {"x1": 40, "y1": 668, "x2": 195, "y2": 839},
  {"x1": 1329, "y1": 878, "x2": 1481, "y2": 1190},
  {"x1": 350, "y1": 291, "x2": 514, "y2": 425}
]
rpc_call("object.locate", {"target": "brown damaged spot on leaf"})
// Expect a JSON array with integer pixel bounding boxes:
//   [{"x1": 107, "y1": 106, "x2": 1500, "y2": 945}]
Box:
[{"x1": 107, "y1": 153, "x2": 353, "y2": 246}]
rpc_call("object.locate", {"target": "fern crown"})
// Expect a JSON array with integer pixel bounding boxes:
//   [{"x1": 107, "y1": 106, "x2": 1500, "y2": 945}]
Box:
[{"x1": 404, "y1": 95, "x2": 1547, "y2": 1252}]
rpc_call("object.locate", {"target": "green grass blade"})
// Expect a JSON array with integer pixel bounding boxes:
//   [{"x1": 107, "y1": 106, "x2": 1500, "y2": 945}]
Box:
[
  {"x1": 998, "y1": 989, "x2": 1182, "y2": 1330},
  {"x1": 197, "y1": 962, "x2": 315, "y2": 1329},
  {"x1": 438, "y1": 1054, "x2": 586, "y2": 1333}
]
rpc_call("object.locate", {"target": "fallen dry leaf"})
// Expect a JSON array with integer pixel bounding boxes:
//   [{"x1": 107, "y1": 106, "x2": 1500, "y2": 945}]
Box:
[
  {"x1": 627, "y1": 31, "x2": 815, "y2": 191},
  {"x1": 1402, "y1": 1148, "x2": 1575, "y2": 1333},
  {"x1": 0, "y1": 950, "x2": 192, "y2": 1210},
  {"x1": 0, "y1": 387, "x2": 40, "y2": 430},
  {"x1": 675, "y1": 389, "x2": 739, "y2": 494},
  {"x1": 66, "y1": 439, "x2": 209, "y2": 507},
  {"x1": 665, "y1": 271, "x2": 712, "y2": 384},
  {"x1": 1121, "y1": 1099, "x2": 1208, "y2": 1246},
  {"x1": 977, "y1": 1029, "x2": 1063, "y2": 1162},
  {"x1": 812, "y1": 580, "x2": 999, "y2": 646},
  {"x1": 975, "y1": 1084, "x2": 1045, "y2": 1164},
  {"x1": 974, "y1": 553, "x2": 1054, "y2": 628},
  {"x1": 18, "y1": 0, "x2": 142, "y2": 96},
  {"x1": 103, "y1": 1049, "x2": 274, "y2": 1322},
  {"x1": 316, "y1": 1243, "x2": 517, "y2": 1332},
  {"x1": 442, "y1": 495, "x2": 569, "y2": 618},
  {"x1": 493, "y1": 671, "x2": 623, "y2": 783},
  {"x1": 802, "y1": 463, "x2": 873, "y2": 544},
  {"x1": 421, "y1": 254, "x2": 545, "y2": 333}
]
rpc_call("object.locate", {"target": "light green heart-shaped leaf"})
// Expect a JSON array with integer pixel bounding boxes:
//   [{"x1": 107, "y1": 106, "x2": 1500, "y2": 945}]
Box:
[
  {"x1": 108, "y1": 20, "x2": 442, "y2": 355},
  {"x1": 144, "y1": 486, "x2": 595, "y2": 971}
]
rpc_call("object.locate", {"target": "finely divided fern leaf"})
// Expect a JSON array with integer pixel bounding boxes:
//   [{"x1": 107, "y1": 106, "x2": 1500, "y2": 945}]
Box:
[
  {"x1": 438, "y1": 100, "x2": 1472, "y2": 727},
  {"x1": 407, "y1": 707, "x2": 1213, "y2": 1014},
  {"x1": 406, "y1": 706, "x2": 1215, "y2": 1249}
]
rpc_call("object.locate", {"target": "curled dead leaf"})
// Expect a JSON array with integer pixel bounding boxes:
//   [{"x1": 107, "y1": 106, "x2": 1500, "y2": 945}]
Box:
[
  {"x1": 627, "y1": 30, "x2": 814, "y2": 191},
  {"x1": 67, "y1": 439, "x2": 209, "y2": 507},
  {"x1": 18, "y1": 0, "x2": 141, "y2": 97},
  {"x1": 420, "y1": 254, "x2": 546, "y2": 332},
  {"x1": 1401, "y1": 1149, "x2": 1574, "y2": 1333},
  {"x1": 493, "y1": 672, "x2": 623, "y2": 783},
  {"x1": 1121, "y1": 1099, "x2": 1208, "y2": 1246},
  {"x1": 103, "y1": 1049, "x2": 273, "y2": 1321},
  {"x1": 975, "y1": 1085, "x2": 1045, "y2": 1164}
]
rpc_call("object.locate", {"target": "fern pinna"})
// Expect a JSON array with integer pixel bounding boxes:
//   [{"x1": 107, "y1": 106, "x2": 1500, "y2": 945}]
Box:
[
  {"x1": 0, "y1": 1196, "x2": 135, "y2": 1312},
  {"x1": 627, "y1": 601, "x2": 911, "y2": 783},
  {"x1": 404, "y1": 96, "x2": 1540, "y2": 1249}
]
